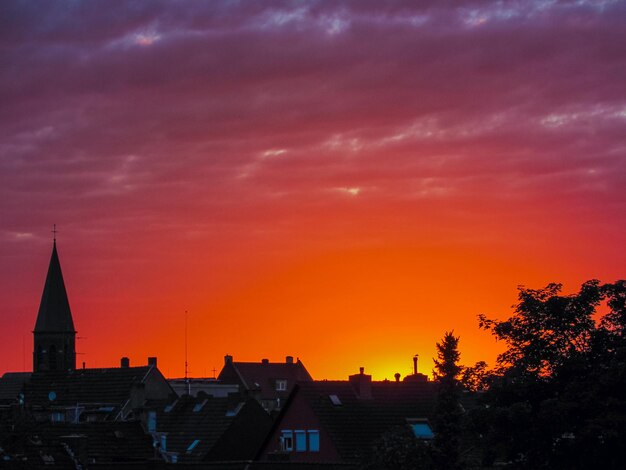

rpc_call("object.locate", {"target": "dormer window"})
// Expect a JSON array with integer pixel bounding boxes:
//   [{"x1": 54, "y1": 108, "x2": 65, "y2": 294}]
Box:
[{"x1": 276, "y1": 379, "x2": 287, "y2": 391}]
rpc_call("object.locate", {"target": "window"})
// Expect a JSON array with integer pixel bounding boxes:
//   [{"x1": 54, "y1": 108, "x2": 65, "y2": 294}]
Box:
[
  {"x1": 193, "y1": 399, "x2": 208, "y2": 412},
  {"x1": 225, "y1": 402, "x2": 244, "y2": 417},
  {"x1": 51, "y1": 411, "x2": 65, "y2": 423},
  {"x1": 308, "y1": 430, "x2": 320, "y2": 452},
  {"x1": 276, "y1": 379, "x2": 287, "y2": 391},
  {"x1": 147, "y1": 411, "x2": 157, "y2": 433},
  {"x1": 407, "y1": 419, "x2": 434, "y2": 439},
  {"x1": 67, "y1": 406, "x2": 83, "y2": 424},
  {"x1": 281, "y1": 429, "x2": 320, "y2": 453},
  {"x1": 281, "y1": 430, "x2": 293, "y2": 451},
  {"x1": 295, "y1": 430, "x2": 306, "y2": 452},
  {"x1": 164, "y1": 399, "x2": 178, "y2": 413},
  {"x1": 186, "y1": 439, "x2": 200, "y2": 454},
  {"x1": 329, "y1": 394, "x2": 342, "y2": 405}
]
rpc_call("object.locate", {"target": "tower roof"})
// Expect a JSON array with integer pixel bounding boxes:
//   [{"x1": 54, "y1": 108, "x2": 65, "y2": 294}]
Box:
[{"x1": 34, "y1": 241, "x2": 75, "y2": 333}]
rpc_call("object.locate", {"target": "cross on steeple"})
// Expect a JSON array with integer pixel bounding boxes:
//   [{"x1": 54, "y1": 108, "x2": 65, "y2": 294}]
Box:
[{"x1": 51, "y1": 224, "x2": 58, "y2": 242}]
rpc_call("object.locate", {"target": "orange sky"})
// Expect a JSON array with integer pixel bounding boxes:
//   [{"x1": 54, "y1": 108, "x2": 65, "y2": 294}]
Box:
[
  {"x1": 3, "y1": 213, "x2": 621, "y2": 381},
  {"x1": 1, "y1": 1, "x2": 625, "y2": 380}
]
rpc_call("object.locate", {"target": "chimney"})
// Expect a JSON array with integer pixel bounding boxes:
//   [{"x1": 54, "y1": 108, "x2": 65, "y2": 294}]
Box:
[
  {"x1": 403, "y1": 355, "x2": 429, "y2": 383},
  {"x1": 121, "y1": 357, "x2": 130, "y2": 368},
  {"x1": 148, "y1": 357, "x2": 157, "y2": 367},
  {"x1": 224, "y1": 354, "x2": 233, "y2": 364},
  {"x1": 82, "y1": 362, "x2": 85, "y2": 370},
  {"x1": 349, "y1": 367, "x2": 372, "y2": 400},
  {"x1": 261, "y1": 358, "x2": 269, "y2": 365},
  {"x1": 286, "y1": 356, "x2": 294, "y2": 364}
]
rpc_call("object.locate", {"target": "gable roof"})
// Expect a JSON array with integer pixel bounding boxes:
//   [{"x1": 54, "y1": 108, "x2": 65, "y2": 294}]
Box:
[
  {"x1": 205, "y1": 397, "x2": 274, "y2": 462},
  {"x1": 269, "y1": 380, "x2": 437, "y2": 463},
  {"x1": 147, "y1": 393, "x2": 272, "y2": 462},
  {"x1": 34, "y1": 241, "x2": 75, "y2": 333},
  {"x1": 218, "y1": 359, "x2": 313, "y2": 400},
  {"x1": 22, "y1": 366, "x2": 161, "y2": 407}
]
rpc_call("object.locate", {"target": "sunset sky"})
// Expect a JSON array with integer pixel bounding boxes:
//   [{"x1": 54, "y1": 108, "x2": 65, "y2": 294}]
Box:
[{"x1": 1, "y1": 0, "x2": 625, "y2": 380}]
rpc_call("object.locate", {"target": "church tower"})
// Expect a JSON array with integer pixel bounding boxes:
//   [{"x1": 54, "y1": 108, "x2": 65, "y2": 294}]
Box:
[{"x1": 33, "y1": 240, "x2": 76, "y2": 372}]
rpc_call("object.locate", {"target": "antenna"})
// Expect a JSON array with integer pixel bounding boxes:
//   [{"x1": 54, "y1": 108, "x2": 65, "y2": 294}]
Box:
[{"x1": 185, "y1": 310, "x2": 190, "y2": 395}]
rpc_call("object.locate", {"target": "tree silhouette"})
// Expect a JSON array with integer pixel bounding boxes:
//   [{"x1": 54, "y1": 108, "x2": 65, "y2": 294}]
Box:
[
  {"x1": 432, "y1": 331, "x2": 464, "y2": 470},
  {"x1": 478, "y1": 281, "x2": 602, "y2": 377},
  {"x1": 474, "y1": 280, "x2": 626, "y2": 469},
  {"x1": 461, "y1": 360, "x2": 490, "y2": 392}
]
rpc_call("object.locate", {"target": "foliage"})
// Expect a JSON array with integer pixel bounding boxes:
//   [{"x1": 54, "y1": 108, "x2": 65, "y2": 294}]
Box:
[
  {"x1": 461, "y1": 361, "x2": 490, "y2": 392},
  {"x1": 478, "y1": 281, "x2": 602, "y2": 377},
  {"x1": 363, "y1": 426, "x2": 435, "y2": 470},
  {"x1": 474, "y1": 280, "x2": 626, "y2": 469}
]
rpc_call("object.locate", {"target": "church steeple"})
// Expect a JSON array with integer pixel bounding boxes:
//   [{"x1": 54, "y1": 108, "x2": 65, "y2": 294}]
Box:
[{"x1": 33, "y1": 239, "x2": 77, "y2": 372}]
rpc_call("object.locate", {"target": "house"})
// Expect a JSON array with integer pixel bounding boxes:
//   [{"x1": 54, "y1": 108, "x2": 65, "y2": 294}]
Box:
[
  {"x1": 0, "y1": 420, "x2": 157, "y2": 467},
  {"x1": 20, "y1": 358, "x2": 174, "y2": 423},
  {"x1": 258, "y1": 368, "x2": 437, "y2": 466},
  {"x1": 143, "y1": 391, "x2": 273, "y2": 463},
  {"x1": 217, "y1": 355, "x2": 313, "y2": 413}
]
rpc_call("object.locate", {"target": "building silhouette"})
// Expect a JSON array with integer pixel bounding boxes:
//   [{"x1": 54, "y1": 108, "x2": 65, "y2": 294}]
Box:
[
  {"x1": 33, "y1": 240, "x2": 76, "y2": 372},
  {"x1": 0, "y1": 238, "x2": 456, "y2": 467}
]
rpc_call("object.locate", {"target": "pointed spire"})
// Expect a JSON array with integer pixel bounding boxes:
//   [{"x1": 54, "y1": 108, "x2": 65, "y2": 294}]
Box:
[{"x1": 34, "y1": 241, "x2": 76, "y2": 333}]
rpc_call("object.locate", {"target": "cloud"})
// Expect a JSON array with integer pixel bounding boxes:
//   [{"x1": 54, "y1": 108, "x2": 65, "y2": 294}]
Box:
[
  {"x1": 0, "y1": 0, "x2": 624, "y2": 254},
  {"x1": 1, "y1": 0, "x2": 626, "y2": 378},
  {"x1": 334, "y1": 187, "x2": 361, "y2": 197}
]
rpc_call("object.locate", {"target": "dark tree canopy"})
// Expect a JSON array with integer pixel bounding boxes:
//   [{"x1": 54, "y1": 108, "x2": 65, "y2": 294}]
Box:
[
  {"x1": 473, "y1": 280, "x2": 626, "y2": 469},
  {"x1": 363, "y1": 426, "x2": 434, "y2": 470},
  {"x1": 461, "y1": 360, "x2": 490, "y2": 392},
  {"x1": 478, "y1": 280, "x2": 603, "y2": 377}
]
